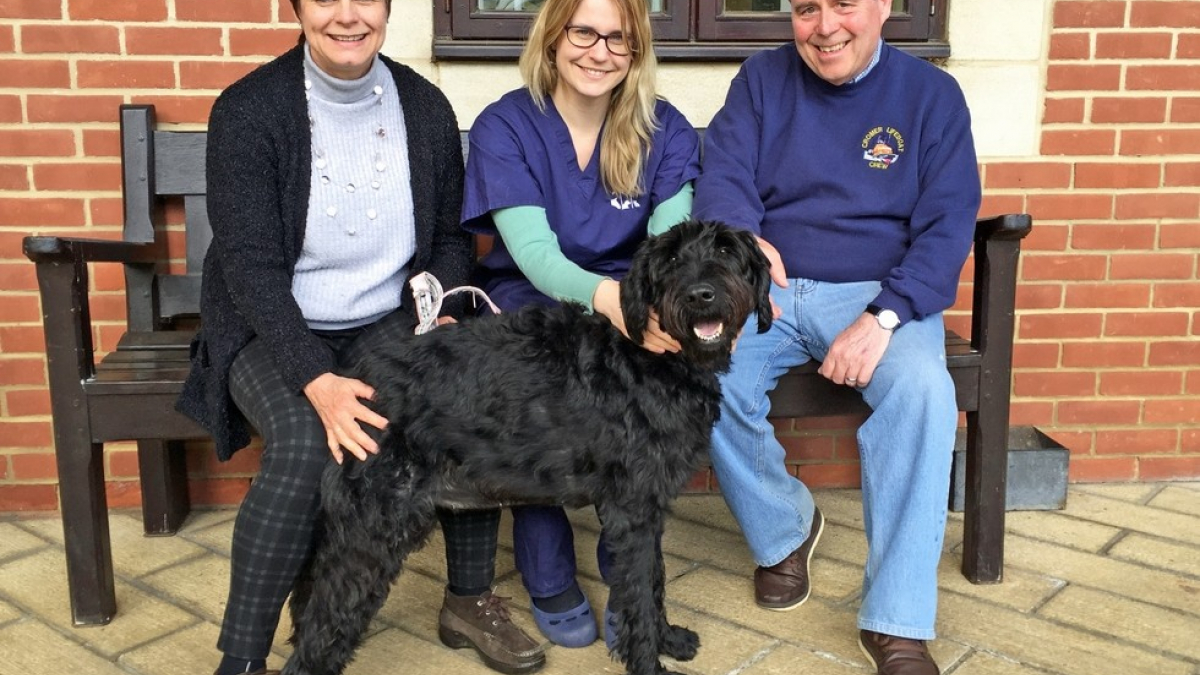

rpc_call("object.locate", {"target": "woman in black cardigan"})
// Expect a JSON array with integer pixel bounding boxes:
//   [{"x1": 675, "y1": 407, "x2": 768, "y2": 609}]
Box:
[{"x1": 176, "y1": 2, "x2": 543, "y2": 674}]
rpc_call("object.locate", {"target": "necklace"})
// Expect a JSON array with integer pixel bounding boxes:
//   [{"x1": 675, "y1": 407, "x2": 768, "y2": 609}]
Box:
[{"x1": 306, "y1": 78, "x2": 389, "y2": 236}]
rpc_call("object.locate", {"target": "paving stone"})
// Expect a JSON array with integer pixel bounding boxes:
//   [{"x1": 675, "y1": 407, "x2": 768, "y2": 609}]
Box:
[
  {"x1": 1072, "y1": 483, "x2": 1161, "y2": 503},
  {"x1": 1004, "y1": 534, "x2": 1199, "y2": 613},
  {"x1": 937, "y1": 552, "x2": 1063, "y2": 612},
  {"x1": 717, "y1": 641, "x2": 865, "y2": 675},
  {"x1": 1059, "y1": 491, "x2": 1200, "y2": 546},
  {"x1": 952, "y1": 650, "x2": 1069, "y2": 675},
  {"x1": 940, "y1": 590, "x2": 1193, "y2": 675},
  {"x1": 1107, "y1": 533, "x2": 1200, "y2": 578},
  {"x1": 121, "y1": 621, "x2": 233, "y2": 675},
  {"x1": 0, "y1": 619, "x2": 130, "y2": 675},
  {"x1": 0, "y1": 522, "x2": 47, "y2": 561},
  {"x1": 0, "y1": 548, "x2": 197, "y2": 657},
  {"x1": 0, "y1": 598, "x2": 21, "y2": 625},
  {"x1": 349, "y1": 626, "x2": 501, "y2": 675},
  {"x1": 1147, "y1": 485, "x2": 1200, "y2": 517},
  {"x1": 1038, "y1": 585, "x2": 1200, "y2": 660},
  {"x1": 141, "y1": 553, "x2": 233, "y2": 624},
  {"x1": 1003, "y1": 510, "x2": 1121, "y2": 552}
]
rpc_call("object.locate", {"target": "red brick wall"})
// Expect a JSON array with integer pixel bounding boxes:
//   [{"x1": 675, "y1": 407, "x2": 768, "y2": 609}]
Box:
[{"x1": 0, "y1": 0, "x2": 1196, "y2": 511}]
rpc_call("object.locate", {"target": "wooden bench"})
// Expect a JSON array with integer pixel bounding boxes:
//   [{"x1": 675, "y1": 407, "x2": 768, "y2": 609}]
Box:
[{"x1": 23, "y1": 104, "x2": 1032, "y2": 627}]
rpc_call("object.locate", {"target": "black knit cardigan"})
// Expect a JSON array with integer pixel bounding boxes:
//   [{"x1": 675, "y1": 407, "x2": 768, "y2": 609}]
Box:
[{"x1": 176, "y1": 46, "x2": 471, "y2": 460}]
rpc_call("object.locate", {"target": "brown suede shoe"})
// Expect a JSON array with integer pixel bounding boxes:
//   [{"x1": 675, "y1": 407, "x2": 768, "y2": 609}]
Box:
[
  {"x1": 753, "y1": 506, "x2": 824, "y2": 610},
  {"x1": 438, "y1": 589, "x2": 546, "y2": 674},
  {"x1": 858, "y1": 630, "x2": 940, "y2": 675}
]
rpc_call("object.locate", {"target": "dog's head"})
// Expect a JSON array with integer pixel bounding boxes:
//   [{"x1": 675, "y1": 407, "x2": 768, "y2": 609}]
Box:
[{"x1": 621, "y1": 219, "x2": 773, "y2": 367}]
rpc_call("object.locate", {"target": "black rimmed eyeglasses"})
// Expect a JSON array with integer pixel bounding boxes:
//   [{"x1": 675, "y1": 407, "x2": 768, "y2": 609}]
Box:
[{"x1": 563, "y1": 25, "x2": 634, "y2": 56}]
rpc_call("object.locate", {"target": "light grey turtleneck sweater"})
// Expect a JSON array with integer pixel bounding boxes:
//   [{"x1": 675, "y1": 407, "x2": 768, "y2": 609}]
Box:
[{"x1": 292, "y1": 45, "x2": 416, "y2": 330}]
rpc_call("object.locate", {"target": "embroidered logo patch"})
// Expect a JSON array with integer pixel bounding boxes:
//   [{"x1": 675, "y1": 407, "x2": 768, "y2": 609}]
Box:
[
  {"x1": 860, "y1": 126, "x2": 904, "y2": 169},
  {"x1": 610, "y1": 196, "x2": 641, "y2": 210}
]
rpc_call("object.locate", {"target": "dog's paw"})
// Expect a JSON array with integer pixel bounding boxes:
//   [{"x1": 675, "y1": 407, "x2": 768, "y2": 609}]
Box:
[{"x1": 660, "y1": 624, "x2": 700, "y2": 661}]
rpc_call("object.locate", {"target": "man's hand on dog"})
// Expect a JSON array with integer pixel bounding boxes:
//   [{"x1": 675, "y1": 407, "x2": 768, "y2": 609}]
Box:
[
  {"x1": 593, "y1": 278, "x2": 681, "y2": 354},
  {"x1": 755, "y1": 236, "x2": 786, "y2": 320},
  {"x1": 304, "y1": 372, "x2": 388, "y2": 464}
]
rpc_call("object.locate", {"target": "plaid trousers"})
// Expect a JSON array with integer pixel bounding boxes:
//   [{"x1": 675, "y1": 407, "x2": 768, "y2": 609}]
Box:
[{"x1": 218, "y1": 310, "x2": 501, "y2": 660}]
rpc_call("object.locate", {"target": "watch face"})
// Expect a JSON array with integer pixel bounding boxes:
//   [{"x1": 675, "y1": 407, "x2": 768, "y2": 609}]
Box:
[{"x1": 877, "y1": 310, "x2": 900, "y2": 330}]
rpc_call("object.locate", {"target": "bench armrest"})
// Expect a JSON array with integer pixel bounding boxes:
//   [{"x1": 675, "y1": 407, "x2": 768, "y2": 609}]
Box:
[
  {"x1": 975, "y1": 213, "x2": 1033, "y2": 243},
  {"x1": 970, "y1": 212, "x2": 1033, "y2": 355},
  {"x1": 23, "y1": 235, "x2": 157, "y2": 265}
]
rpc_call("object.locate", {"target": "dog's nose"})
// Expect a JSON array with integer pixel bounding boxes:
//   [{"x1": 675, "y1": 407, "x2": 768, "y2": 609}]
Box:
[{"x1": 687, "y1": 283, "x2": 716, "y2": 305}]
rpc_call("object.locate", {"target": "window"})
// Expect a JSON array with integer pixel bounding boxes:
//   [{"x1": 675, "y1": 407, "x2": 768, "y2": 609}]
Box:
[{"x1": 433, "y1": 0, "x2": 948, "y2": 61}]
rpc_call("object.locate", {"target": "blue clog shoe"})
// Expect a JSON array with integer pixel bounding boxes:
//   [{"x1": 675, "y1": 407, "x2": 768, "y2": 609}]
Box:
[{"x1": 531, "y1": 597, "x2": 598, "y2": 648}]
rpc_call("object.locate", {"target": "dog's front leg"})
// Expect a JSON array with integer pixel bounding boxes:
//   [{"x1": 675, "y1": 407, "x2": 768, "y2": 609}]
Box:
[{"x1": 651, "y1": 526, "x2": 699, "y2": 662}]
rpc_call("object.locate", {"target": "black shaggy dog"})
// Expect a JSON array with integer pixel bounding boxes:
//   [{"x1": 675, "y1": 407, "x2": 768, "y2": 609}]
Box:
[{"x1": 283, "y1": 220, "x2": 773, "y2": 675}]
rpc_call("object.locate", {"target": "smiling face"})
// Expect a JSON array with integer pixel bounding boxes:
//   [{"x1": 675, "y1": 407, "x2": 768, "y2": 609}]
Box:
[
  {"x1": 552, "y1": 0, "x2": 633, "y2": 111},
  {"x1": 790, "y1": 0, "x2": 891, "y2": 86},
  {"x1": 297, "y1": 0, "x2": 389, "y2": 80}
]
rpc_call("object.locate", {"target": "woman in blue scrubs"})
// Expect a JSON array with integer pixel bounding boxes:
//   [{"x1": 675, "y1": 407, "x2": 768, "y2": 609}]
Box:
[{"x1": 462, "y1": 0, "x2": 700, "y2": 650}]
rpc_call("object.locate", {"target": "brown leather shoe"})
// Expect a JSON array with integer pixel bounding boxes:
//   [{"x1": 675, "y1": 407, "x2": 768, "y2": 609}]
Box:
[
  {"x1": 858, "y1": 630, "x2": 940, "y2": 675},
  {"x1": 438, "y1": 589, "x2": 546, "y2": 674},
  {"x1": 753, "y1": 506, "x2": 824, "y2": 610}
]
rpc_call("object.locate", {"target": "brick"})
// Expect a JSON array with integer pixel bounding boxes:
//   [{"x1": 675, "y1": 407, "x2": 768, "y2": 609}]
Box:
[
  {"x1": 1189, "y1": 369, "x2": 1200, "y2": 396},
  {"x1": 1180, "y1": 34, "x2": 1200, "y2": 58},
  {"x1": 107, "y1": 448, "x2": 138, "y2": 477},
  {"x1": 1061, "y1": 342, "x2": 1146, "y2": 368},
  {"x1": 1122, "y1": 129, "x2": 1200, "y2": 156},
  {"x1": 0, "y1": 420, "x2": 52, "y2": 447},
  {"x1": 5, "y1": 389, "x2": 50, "y2": 417},
  {"x1": 832, "y1": 434, "x2": 861, "y2": 461},
  {"x1": 0, "y1": 358, "x2": 45, "y2": 386},
  {"x1": 1048, "y1": 32, "x2": 1091, "y2": 59},
  {"x1": 0, "y1": 261, "x2": 36, "y2": 291},
  {"x1": 27, "y1": 94, "x2": 125, "y2": 123},
  {"x1": 22, "y1": 24, "x2": 120, "y2": 53},
  {"x1": 1013, "y1": 342, "x2": 1061, "y2": 368},
  {"x1": 0, "y1": 0, "x2": 62, "y2": 19},
  {"x1": 1074, "y1": 161, "x2": 1161, "y2": 189},
  {"x1": 1144, "y1": 399, "x2": 1200, "y2": 424},
  {"x1": 0, "y1": 130, "x2": 75, "y2": 157},
  {"x1": 279, "y1": 0, "x2": 297, "y2": 21},
  {"x1": 179, "y1": 61, "x2": 260, "y2": 90},
  {"x1": 1071, "y1": 223, "x2": 1157, "y2": 250},
  {"x1": 1028, "y1": 193, "x2": 1115, "y2": 220},
  {"x1": 1091, "y1": 97, "x2": 1168, "y2": 124},
  {"x1": 1058, "y1": 400, "x2": 1142, "y2": 425},
  {"x1": 1095, "y1": 429, "x2": 1179, "y2": 455},
  {"x1": 128, "y1": 94, "x2": 217, "y2": 125},
  {"x1": 176, "y1": 0, "x2": 272, "y2": 21},
  {"x1": 1040, "y1": 129, "x2": 1117, "y2": 156},
  {"x1": 1131, "y1": 1, "x2": 1200, "y2": 28},
  {"x1": 32, "y1": 162, "x2": 122, "y2": 192},
  {"x1": 1046, "y1": 430, "x2": 1096, "y2": 456},
  {"x1": 1022, "y1": 223, "x2": 1069, "y2": 251},
  {"x1": 796, "y1": 462, "x2": 861, "y2": 489},
  {"x1": 1129, "y1": 65, "x2": 1200, "y2": 91},
  {"x1": 1069, "y1": 457, "x2": 1136, "y2": 482},
  {"x1": 1140, "y1": 456, "x2": 1200, "y2": 481},
  {"x1": 1149, "y1": 340, "x2": 1200, "y2": 366},
  {"x1": 1043, "y1": 97, "x2": 1085, "y2": 124},
  {"x1": 1065, "y1": 283, "x2": 1151, "y2": 308},
  {"x1": 82, "y1": 129, "x2": 121, "y2": 158},
  {"x1": 1183, "y1": 427, "x2": 1200, "y2": 450},
  {"x1": 1105, "y1": 311, "x2": 1191, "y2": 337},
  {"x1": 978, "y1": 194, "x2": 1026, "y2": 219},
  {"x1": 0, "y1": 59, "x2": 70, "y2": 88},
  {"x1": 105, "y1": 480, "x2": 144, "y2": 509},
  {"x1": 0, "y1": 25, "x2": 11, "y2": 52},
  {"x1": 1019, "y1": 313, "x2": 1105, "y2": 340},
  {"x1": 1153, "y1": 283, "x2": 1200, "y2": 309},
  {"x1": 0, "y1": 164, "x2": 28, "y2": 190},
  {"x1": 793, "y1": 413, "x2": 866, "y2": 430},
  {"x1": 77, "y1": 60, "x2": 176, "y2": 89},
  {"x1": 0, "y1": 94, "x2": 20, "y2": 122},
  {"x1": 1095, "y1": 32, "x2": 1173, "y2": 58},
  {"x1": 1010, "y1": 401, "x2": 1055, "y2": 426},
  {"x1": 1022, "y1": 254, "x2": 1108, "y2": 281},
  {"x1": 1171, "y1": 97, "x2": 1200, "y2": 122},
  {"x1": 230, "y1": 28, "x2": 302, "y2": 56},
  {"x1": 0, "y1": 484, "x2": 58, "y2": 511},
  {"x1": 125, "y1": 27, "x2": 224, "y2": 56},
  {"x1": 1160, "y1": 224, "x2": 1200, "y2": 248},
  {"x1": 1111, "y1": 253, "x2": 1195, "y2": 280},
  {"x1": 0, "y1": 198, "x2": 86, "y2": 227},
  {"x1": 1046, "y1": 64, "x2": 1122, "y2": 92},
  {"x1": 1016, "y1": 284, "x2": 1064, "y2": 310},
  {"x1": 1013, "y1": 371, "x2": 1096, "y2": 397},
  {"x1": 1099, "y1": 370, "x2": 1184, "y2": 396},
  {"x1": 780, "y1": 435, "x2": 834, "y2": 462},
  {"x1": 10, "y1": 452, "x2": 57, "y2": 480},
  {"x1": 0, "y1": 295, "x2": 39, "y2": 323},
  {"x1": 1054, "y1": 1, "x2": 1126, "y2": 28},
  {"x1": 1115, "y1": 193, "x2": 1199, "y2": 219},
  {"x1": 984, "y1": 162, "x2": 1071, "y2": 189},
  {"x1": 68, "y1": 0, "x2": 168, "y2": 21},
  {"x1": 188, "y1": 477, "x2": 252, "y2": 506},
  {"x1": 1164, "y1": 162, "x2": 1200, "y2": 187}
]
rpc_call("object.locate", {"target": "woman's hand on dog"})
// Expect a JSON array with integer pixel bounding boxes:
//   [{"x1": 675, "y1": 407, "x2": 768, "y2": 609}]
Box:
[
  {"x1": 593, "y1": 279, "x2": 681, "y2": 354},
  {"x1": 304, "y1": 372, "x2": 389, "y2": 464}
]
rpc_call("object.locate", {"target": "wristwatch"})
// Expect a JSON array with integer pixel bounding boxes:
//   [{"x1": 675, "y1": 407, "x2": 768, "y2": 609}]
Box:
[{"x1": 865, "y1": 304, "x2": 900, "y2": 331}]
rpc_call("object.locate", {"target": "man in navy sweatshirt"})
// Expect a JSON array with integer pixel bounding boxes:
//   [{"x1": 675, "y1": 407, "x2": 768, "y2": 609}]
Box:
[{"x1": 692, "y1": 2, "x2": 981, "y2": 674}]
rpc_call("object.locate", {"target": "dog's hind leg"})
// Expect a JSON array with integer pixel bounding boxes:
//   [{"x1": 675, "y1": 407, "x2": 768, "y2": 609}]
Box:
[{"x1": 283, "y1": 452, "x2": 438, "y2": 675}]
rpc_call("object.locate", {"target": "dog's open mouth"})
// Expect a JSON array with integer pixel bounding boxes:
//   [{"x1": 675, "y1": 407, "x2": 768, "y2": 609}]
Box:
[{"x1": 692, "y1": 320, "x2": 725, "y2": 343}]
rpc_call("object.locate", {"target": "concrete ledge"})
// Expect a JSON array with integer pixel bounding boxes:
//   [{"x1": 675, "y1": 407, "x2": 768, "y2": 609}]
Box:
[{"x1": 950, "y1": 427, "x2": 1069, "y2": 512}]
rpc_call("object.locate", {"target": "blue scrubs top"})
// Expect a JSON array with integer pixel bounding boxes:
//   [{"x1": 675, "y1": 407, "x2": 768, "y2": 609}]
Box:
[{"x1": 462, "y1": 89, "x2": 701, "y2": 311}]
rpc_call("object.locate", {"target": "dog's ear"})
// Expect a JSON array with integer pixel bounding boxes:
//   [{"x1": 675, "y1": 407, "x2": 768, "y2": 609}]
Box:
[
  {"x1": 620, "y1": 233, "x2": 659, "y2": 344},
  {"x1": 732, "y1": 228, "x2": 775, "y2": 334}
]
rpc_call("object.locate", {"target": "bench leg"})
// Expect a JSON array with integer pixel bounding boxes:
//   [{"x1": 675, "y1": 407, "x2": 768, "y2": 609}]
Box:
[
  {"x1": 55, "y1": 436, "x2": 118, "y2": 625},
  {"x1": 138, "y1": 439, "x2": 191, "y2": 536},
  {"x1": 960, "y1": 409, "x2": 1006, "y2": 584}
]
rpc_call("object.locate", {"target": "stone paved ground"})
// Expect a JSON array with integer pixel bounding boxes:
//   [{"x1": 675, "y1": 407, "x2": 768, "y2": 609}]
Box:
[{"x1": 1, "y1": 483, "x2": 1197, "y2": 675}]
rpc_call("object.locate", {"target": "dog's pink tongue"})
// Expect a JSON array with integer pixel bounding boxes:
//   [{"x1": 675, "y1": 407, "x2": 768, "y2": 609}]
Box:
[{"x1": 694, "y1": 321, "x2": 722, "y2": 338}]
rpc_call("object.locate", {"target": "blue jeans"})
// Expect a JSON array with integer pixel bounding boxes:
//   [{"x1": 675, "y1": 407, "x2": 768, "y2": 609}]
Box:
[{"x1": 710, "y1": 279, "x2": 955, "y2": 640}]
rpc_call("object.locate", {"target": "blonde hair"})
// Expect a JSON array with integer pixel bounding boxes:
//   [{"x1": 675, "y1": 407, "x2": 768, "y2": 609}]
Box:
[{"x1": 518, "y1": 0, "x2": 659, "y2": 198}]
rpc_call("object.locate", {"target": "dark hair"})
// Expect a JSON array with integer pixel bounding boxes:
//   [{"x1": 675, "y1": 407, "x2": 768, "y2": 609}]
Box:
[{"x1": 292, "y1": 0, "x2": 393, "y2": 44}]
